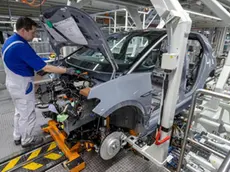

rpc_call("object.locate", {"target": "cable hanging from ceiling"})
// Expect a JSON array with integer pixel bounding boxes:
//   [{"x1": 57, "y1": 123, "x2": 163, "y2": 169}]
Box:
[{"x1": 21, "y1": 0, "x2": 46, "y2": 7}]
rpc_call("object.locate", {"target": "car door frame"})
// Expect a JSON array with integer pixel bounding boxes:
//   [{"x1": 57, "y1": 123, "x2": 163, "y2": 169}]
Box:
[{"x1": 127, "y1": 32, "x2": 215, "y2": 113}]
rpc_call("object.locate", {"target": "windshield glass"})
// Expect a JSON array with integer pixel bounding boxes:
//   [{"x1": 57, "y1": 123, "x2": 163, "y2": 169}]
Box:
[{"x1": 66, "y1": 31, "x2": 165, "y2": 73}]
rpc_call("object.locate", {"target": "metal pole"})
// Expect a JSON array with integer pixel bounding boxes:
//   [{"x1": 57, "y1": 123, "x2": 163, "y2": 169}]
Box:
[
  {"x1": 114, "y1": 11, "x2": 117, "y2": 33},
  {"x1": 218, "y1": 151, "x2": 230, "y2": 172},
  {"x1": 143, "y1": 13, "x2": 146, "y2": 29},
  {"x1": 176, "y1": 90, "x2": 199, "y2": 171},
  {"x1": 109, "y1": 18, "x2": 111, "y2": 34},
  {"x1": 91, "y1": 8, "x2": 126, "y2": 16},
  {"x1": 125, "y1": 10, "x2": 128, "y2": 31},
  {"x1": 177, "y1": 89, "x2": 230, "y2": 171}
]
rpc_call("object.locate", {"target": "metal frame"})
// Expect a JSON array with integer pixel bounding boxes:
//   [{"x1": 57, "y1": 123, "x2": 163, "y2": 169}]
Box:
[
  {"x1": 218, "y1": 151, "x2": 230, "y2": 172},
  {"x1": 177, "y1": 89, "x2": 230, "y2": 171},
  {"x1": 146, "y1": 0, "x2": 192, "y2": 163},
  {"x1": 198, "y1": 0, "x2": 230, "y2": 110},
  {"x1": 92, "y1": 8, "x2": 158, "y2": 32}
]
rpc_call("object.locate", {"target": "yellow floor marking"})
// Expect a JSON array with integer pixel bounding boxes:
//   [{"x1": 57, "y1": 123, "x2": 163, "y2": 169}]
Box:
[
  {"x1": 2, "y1": 156, "x2": 21, "y2": 172},
  {"x1": 23, "y1": 162, "x2": 43, "y2": 170},
  {"x1": 47, "y1": 142, "x2": 56, "y2": 151},
  {"x1": 27, "y1": 148, "x2": 42, "y2": 161},
  {"x1": 45, "y1": 153, "x2": 62, "y2": 160}
]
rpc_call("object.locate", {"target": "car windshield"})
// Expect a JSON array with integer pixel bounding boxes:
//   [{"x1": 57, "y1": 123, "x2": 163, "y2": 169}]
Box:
[{"x1": 65, "y1": 31, "x2": 165, "y2": 73}]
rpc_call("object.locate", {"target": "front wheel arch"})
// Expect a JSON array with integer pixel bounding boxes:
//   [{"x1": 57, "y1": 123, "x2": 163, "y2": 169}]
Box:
[{"x1": 107, "y1": 105, "x2": 146, "y2": 131}]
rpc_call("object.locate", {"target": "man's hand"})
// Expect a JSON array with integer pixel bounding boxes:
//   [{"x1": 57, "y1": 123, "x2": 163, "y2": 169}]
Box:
[
  {"x1": 36, "y1": 70, "x2": 48, "y2": 76},
  {"x1": 66, "y1": 68, "x2": 76, "y2": 75},
  {"x1": 42, "y1": 65, "x2": 73, "y2": 75}
]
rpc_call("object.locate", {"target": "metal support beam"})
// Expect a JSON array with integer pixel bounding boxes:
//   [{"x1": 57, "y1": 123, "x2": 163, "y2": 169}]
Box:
[
  {"x1": 201, "y1": 0, "x2": 230, "y2": 26},
  {"x1": 98, "y1": 0, "x2": 150, "y2": 8},
  {"x1": 142, "y1": 0, "x2": 192, "y2": 164},
  {"x1": 126, "y1": 7, "x2": 142, "y2": 29}
]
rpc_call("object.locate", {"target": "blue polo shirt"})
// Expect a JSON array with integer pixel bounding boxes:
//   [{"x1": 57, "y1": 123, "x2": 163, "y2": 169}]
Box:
[{"x1": 2, "y1": 33, "x2": 46, "y2": 77}]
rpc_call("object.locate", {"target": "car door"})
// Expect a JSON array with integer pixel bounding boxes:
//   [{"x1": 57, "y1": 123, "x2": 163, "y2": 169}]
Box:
[{"x1": 132, "y1": 33, "x2": 216, "y2": 114}]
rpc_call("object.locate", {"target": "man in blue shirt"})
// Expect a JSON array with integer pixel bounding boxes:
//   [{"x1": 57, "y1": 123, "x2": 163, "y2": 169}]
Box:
[{"x1": 2, "y1": 17, "x2": 75, "y2": 148}]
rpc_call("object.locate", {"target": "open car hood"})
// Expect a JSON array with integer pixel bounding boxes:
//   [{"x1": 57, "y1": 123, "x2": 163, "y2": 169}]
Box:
[{"x1": 40, "y1": 6, "x2": 118, "y2": 71}]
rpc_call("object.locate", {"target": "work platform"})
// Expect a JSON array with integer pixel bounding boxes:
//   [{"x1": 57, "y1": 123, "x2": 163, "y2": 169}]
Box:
[{"x1": 0, "y1": 89, "x2": 169, "y2": 172}]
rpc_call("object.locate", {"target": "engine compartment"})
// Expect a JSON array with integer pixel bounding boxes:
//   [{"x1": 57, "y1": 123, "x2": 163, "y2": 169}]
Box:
[
  {"x1": 36, "y1": 72, "x2": 98, "y2": 117},
  {"x1": 35, "y1": 72, "x2": 139, "y2": 151}
]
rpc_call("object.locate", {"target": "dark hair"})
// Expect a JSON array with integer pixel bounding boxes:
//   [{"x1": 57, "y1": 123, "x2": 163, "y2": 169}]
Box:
[{"x1": 16, "y1": 17, "x2": 38, "y2": 31}]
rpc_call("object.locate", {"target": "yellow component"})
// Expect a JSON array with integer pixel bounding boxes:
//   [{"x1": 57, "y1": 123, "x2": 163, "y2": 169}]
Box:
[
  {"x1": 42, "y1": 120, "x2": 86, "y2": 172},
  {"x1": 27, "y1": 148, "x2": 42, "y2": 161},
  {"x1": 170, "y1": 55, "x2": 173, "y2": 58},
  {"x1": 45, "y1": 153, "x2": 62, "y2": 160},
  {"x1": 23, "y1": 162, "x2": 43, "y2": 170},
  {"x1": 49, "y1": 53, "x2": 56, "y2": 59},
  {"x1": 2, "y1": 157, "x2": 21, "y2": 172},
  {"x1": 47, "y1": 142, "x2": 57, "y2": 151}
]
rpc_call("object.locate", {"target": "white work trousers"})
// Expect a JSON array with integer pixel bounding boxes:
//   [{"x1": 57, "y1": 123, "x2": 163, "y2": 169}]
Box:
[{"x1": 2, "y1": 41, "x2": 36, "y2": 145}]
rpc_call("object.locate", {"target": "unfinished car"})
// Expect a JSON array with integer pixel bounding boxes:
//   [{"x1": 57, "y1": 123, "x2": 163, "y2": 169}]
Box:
[{"x1": 36, "y1": 6, "x2": 216, "y2": 160}]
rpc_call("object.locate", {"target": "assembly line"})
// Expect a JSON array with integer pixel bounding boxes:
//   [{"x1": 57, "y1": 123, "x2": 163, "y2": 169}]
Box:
[{"x1": 1, "y1": 0, "x2": 230, "y2": 172}]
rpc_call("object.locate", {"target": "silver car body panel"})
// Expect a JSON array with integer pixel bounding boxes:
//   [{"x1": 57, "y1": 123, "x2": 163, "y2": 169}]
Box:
[{"x1": 88, "y1": 72, "x2": 152, "y2": 119}]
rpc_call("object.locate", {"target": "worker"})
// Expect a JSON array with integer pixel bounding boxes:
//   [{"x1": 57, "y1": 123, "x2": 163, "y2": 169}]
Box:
[{"x1": 1, "y1": 17, "x2": 75, "y2": 148}]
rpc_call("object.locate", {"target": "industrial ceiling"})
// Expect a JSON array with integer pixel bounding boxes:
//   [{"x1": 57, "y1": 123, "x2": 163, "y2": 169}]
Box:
[{"x1": 0, "y1": 0, "x2": 230, "y2": 28}]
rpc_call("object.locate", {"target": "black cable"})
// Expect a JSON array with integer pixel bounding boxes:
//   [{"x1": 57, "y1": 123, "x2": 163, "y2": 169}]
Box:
[{"x1": 158, "y1": 72, "x2": 169, "y2": 128}]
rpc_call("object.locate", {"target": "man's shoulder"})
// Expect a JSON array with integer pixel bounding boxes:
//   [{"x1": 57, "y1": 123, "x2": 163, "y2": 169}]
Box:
[{"x1": 2, "y1": 34, "x2": 25, "y2": 52}]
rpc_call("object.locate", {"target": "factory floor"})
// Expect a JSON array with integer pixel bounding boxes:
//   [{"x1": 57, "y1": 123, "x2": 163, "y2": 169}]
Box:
[{"x1": 0, "y1": 88, "x2": 170, "y2": 172}]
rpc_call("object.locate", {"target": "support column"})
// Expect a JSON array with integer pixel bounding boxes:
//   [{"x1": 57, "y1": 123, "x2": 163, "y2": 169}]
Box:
[
  {"x1": 150, "y1": 0, "x2": 192, "y2": 163},
  {"x1": 216, "y1": 27, "x2": 227, "y2": 57}
]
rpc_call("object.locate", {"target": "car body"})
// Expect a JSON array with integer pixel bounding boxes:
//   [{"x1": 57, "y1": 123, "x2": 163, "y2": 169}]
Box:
[{"x1": 38, "y1": 6, "x2": 216, "y2": 144}]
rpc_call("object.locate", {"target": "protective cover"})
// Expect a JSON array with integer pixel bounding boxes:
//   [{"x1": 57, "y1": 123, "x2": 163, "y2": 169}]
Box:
[{"x1": 40, "y1": 6, "x2": 118, "y2": 70}]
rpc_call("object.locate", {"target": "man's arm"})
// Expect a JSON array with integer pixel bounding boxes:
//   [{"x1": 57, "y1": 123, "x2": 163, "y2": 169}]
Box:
[
  {"x1": 18, "y1": 44, "x2": 75, "y2": 75},
  {"x1": 42, "y1": 65, "x2": 67, "y2": 74}
]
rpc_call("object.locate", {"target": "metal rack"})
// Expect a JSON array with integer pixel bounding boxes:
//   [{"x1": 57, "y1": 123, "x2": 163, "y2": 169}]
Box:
[
  {"x1": 177, "y1": 89, "x2": 230, "y2": 172},
  {"x1": 218, "y1": 150, "x2": 230, "y2": 172}
]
